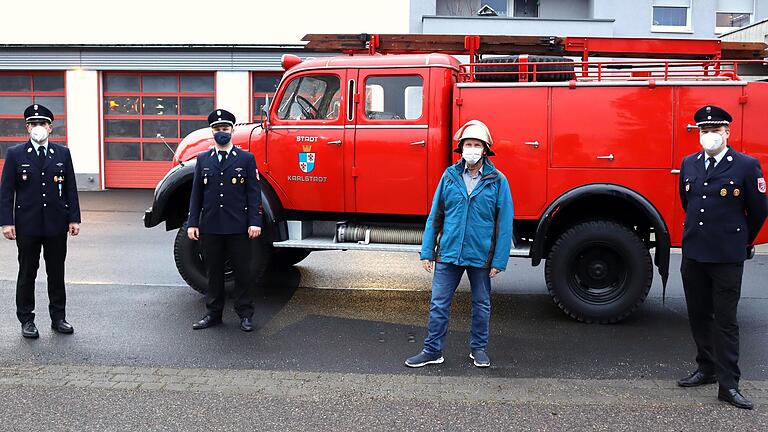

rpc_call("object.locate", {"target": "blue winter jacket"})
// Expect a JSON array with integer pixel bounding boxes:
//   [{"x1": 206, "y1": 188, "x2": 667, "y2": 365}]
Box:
[{"x1": 420, "y1": 159, "x2": 514, "y2": 271}]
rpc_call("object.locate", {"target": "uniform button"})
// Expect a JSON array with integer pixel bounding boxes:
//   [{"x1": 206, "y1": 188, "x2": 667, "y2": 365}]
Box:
[
  {"x1": 699, "y1": 222, "x2": 703, "y2": 226},
  {"x1": 220, "y1": 183, "x2": 223, "y2": 186},
  {"x1": 220, "y1": 194, "x2": 223, "y2": 197},
  {"x1": 220, "y1": 172, "x2": 223, "y2": 175},
  {"x1": 700, "y1": 209, "x2": 704, "y2": 213},
  {"x1": 219, "y1": 204, "x2": 223, "y2": 208},
  {"x1": 42, "y1": 193, "x2": 46, "y2": 197},
  {"x1": 737, "y1": 228, "x2": 741, "y2": 232},
  {"x1": 42, "y1": 172, "x2": 45, "y2": 175},
  {"x1": 43, "y1": 204, "x2": 47, "y2": 207},
  {"x1": 42, "y1": 183, "x2": 46, "y2": 186},
  {"x1": 702, "y1": 195, "x2": 706, "y2": 199},
  {"x1": 703, "y1": 182, "x2": 708, "y2": 186}
]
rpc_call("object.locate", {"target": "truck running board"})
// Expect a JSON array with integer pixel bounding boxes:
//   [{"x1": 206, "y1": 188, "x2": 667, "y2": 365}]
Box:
[{"x1": 272, "y1": 237, "x2": 532, "y2": 257}]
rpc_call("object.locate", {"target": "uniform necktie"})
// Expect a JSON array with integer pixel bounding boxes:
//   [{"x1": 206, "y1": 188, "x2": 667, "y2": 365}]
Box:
[
  {"x1": 706, "y1": 156, "x2": 716, "y2": 176},
  {"x1": 218, "y1": 150, "x2": 227, "y2": 165},
  {"x1": 37, "y1": 146, "x2": 46, "y2": 163}
]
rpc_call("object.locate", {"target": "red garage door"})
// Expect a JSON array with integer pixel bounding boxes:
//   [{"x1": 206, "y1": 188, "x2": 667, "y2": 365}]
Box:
[
  {"x1": 103, "y1": 72, "x2": 214, "y2": 188},
  {"x1": 0, "y1": 72, "x2": 67, "y2": 175}
]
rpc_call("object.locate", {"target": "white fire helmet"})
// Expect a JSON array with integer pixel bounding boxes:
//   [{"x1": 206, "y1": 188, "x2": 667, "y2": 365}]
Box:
[{"x1": 453, "y1": 120, "x2": 495, "y2": 156}]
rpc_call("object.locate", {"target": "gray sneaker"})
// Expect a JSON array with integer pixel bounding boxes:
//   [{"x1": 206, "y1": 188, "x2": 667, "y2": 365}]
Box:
[
  {"x1": 469, "y1": 349, "x2": 490, "y2": 368},
  {"x1": 405, "y1": 351, "x2": 444, "y2": 368}
]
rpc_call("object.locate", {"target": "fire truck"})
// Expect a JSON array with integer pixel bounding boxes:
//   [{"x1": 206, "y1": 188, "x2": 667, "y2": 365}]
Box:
[{"x1": 144, "y1": 34, "x2": 768, "y2": 323}]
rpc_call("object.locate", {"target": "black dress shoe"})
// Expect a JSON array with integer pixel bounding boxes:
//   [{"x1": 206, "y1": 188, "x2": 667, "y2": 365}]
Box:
[
  {"x1": 51, "y1": 320, "x2": 74, "y2": 334},
  {"x1": 192, "y1": 315, "x2": 221, "y2": 330},
  {"x1": 677, "y1": 370, "x2": 717, "y2": 387},
  {"x1": 718, "y1": 388, "x2": 754, "y2": 410},
  {"x1": 21, "y1": 321, "x2": 39, "y2": 339},
  {"x1": 240, "y1": 317, "x2": 254, "y2": 332}
]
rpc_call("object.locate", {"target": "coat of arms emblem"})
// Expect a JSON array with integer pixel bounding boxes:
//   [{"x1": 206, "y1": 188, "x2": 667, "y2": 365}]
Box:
[{"x1": 299, "y1": 145, "x2": 315, "y2": 173}]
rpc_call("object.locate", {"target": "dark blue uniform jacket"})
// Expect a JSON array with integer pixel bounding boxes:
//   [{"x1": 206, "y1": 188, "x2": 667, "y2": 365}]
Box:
[
  {"x1": 0, "y1": 141, "x2": 81, "y2": 237},
  {"x1": 187, "y1": 148, "x2": 262, "y2": 235},
  {"x1": 680, "y1": 147, "x2": 768, "y2": 263}
]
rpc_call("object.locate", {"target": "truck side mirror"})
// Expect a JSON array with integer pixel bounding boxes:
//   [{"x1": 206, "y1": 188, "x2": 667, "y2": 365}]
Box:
[{"x1": 261, "y1": 95, "x2": 271, "y2": 130}]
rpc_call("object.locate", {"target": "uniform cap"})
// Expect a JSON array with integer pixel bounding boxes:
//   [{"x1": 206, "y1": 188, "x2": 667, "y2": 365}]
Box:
[
  {"x1": 453, "y1": 120, "x2": 495, "y2": 156},
  {"x1": 24, "y1": 104, "x2": 54, "y2": 123},
  {"x1": 694, "y1": 105, "x2": 732, "y2": 127},
  {"x1": 208, "y1": 109, "x2": 236, "y2": 127}
]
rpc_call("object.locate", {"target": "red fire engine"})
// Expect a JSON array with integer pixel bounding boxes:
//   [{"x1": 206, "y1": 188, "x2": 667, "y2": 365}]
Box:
[{"x1": 144, "y1": 34, "x2": 768, "y2": 323}]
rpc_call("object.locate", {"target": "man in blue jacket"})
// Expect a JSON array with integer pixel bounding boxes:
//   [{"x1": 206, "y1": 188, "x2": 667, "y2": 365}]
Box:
[
  {"x1": 187, "y1": 109, "x2": 262, "y2": 332},
  {"x1": 406, "y1": 120, "x2": 514, "y2": 368},
  {"x1": 0, "y1": 104, "x2": 81, "y2": 339}
]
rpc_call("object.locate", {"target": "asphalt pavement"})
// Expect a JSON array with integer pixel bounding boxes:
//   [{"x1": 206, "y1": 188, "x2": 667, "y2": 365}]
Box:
[{"x1": 0, "y1": 190, "x2": 766, "y2": 430}]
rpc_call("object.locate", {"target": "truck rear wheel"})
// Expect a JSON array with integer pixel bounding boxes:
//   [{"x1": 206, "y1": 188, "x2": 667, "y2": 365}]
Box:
[
  {"x1": 544, "y1": 220, "x2": 652, "y2": 324},
  {"x1": 173, "y1": 222, "x2": 269, "y2": 295}
]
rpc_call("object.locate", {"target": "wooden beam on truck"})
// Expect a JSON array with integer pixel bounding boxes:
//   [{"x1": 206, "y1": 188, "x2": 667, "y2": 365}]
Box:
[{"x1": 302, "y1": 33, "x2": 767, "y2": 60}]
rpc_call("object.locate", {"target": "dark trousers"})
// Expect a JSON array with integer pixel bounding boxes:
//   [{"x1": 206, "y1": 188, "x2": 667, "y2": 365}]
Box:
[
  {"x1": 15, "y1": 234, "x2": 68, "y2": 324},
  {"x1": 199, "y1": 233, "x2": 254, "y2": 319},
  {"x1": 680, "y1": 256, "x2": 744, "y2": 390}
]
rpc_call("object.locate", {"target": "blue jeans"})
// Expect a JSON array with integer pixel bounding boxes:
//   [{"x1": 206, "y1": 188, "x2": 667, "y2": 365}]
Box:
[{"x1": 423, "y1": 262, "x2": 492, "y2": 354}]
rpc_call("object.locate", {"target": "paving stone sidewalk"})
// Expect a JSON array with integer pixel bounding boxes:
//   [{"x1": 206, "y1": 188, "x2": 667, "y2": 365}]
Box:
[{"x1": 1, "y1": 362, "x2": 767, "y2": 406}]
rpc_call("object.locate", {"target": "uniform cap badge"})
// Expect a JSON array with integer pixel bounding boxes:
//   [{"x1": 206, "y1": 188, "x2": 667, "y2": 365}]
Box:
[
  {"x1": 22, "y1": 174, "x2": 28, "y2": 181},
  {"x1": 734, "y1": 188, "x2": 740, "y2": 197},
  {"x1": 240, "y1": 177, "x2": 245, "y2": 184},
  {"x1": 685, "y1": 183, "x2": 690, "y2": 192},
  {"x1": 203, "y1": 177, "x2": 208, "y2": 185},
  {"x1": 706, "y1": 106, "x2": 712, "y2": 113},
  {"x1": 720, "y1": 188, "x2": 728, "y2": 197}
]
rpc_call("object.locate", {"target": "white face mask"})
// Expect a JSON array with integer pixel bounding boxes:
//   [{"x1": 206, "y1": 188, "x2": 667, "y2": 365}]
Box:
[
  {"x1": 700, "y1": 132, "x2": 724, "y2": 152},
  {"x1": 30, "y1": 125, "x2": 49, "y2": 144},
  {"x1": 462, "y1": 147, "x2": 483, "y2": 166}
]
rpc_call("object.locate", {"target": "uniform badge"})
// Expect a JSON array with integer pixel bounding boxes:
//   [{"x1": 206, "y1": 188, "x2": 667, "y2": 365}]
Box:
[
  {"x1": 685, "y1": 183, "x2": 690, "y2": 192},
  {"x1": 203, "y1": 177, "x2": 208, "y2": 185},
  {"x1": 734, "y1": 188, "x2": 740, "y2": 197},
  {"x1": 758, "y1": 177, "x2": 766, "y2": 193},
  {"x1": 22, "y1": 174, "x2": 28, "y2": 181},
  {"x1": 720, "y1": 188, "x2": 727, "y2": 197},
  {"x1": 240, "y1": 178, "x2": 245, "y2": 184},
  {"x1": 232, "y1": 177, "x2": 237, "y2": 184}
]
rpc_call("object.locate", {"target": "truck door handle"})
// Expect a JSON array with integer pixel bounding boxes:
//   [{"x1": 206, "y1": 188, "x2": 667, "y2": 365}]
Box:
[
  {"x1": 596, "y1": 154, "x2": 614, "y2": 161},
  {"x1": 524, "y1": 140, "x2": 540, "y2": 149},
  {"x1": 327, "y1": 140, "x2": 342, "y2": 146},
  {"x1": 409, "y1": 140, "x2": 426, "y2": 146},
  {"x1": 671, "y1": 169, "x2": 681, "y2": 174},
  {"x1": 686, "y1": 124, "x2": 698, "y2": 132}
]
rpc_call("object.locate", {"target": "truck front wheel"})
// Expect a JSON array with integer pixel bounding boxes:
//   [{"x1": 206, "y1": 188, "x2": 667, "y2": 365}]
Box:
[
  {"x1": 173, "y1": 222, "x2": 269, "y2": 294},
  {"x1": 544, "y1": 220, "x2": 652, "y2": 324}
]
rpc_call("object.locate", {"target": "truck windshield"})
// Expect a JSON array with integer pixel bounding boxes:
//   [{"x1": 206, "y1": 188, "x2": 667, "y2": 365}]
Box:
[{"x1": 277, "y1": 75, "x2": 341, "y2": 121}]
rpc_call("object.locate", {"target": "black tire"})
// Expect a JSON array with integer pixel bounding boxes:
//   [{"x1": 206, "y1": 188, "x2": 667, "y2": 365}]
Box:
[
  {"x1": 544, "y1": 220, "x2": 652, "y2": 324},
  {"x1": 271, "y1": 249, "x2": 311, "y2": 268},
  {"x1": 173, "y1": 222, "x2": 270, "y2": 295},
  {"x1": 476, "y1": 55, "x2": 575, "y2": 82}
]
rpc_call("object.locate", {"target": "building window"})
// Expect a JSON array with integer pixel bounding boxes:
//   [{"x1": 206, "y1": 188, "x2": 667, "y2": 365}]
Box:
[
  {"x1": 513, "y1": 0, "x2": 537, "y2": 17},
  {"x1": 651, "y1": 0, "x2": 692, "y2": 33},
  {"x1": 436, "y1": 0, "x2": 514, "y2": 17},
  {"x1": 102, "y1": 72, "x2": 214, "y2": 162},
  {"x1": 0, "y1": 72, "x2": 66, "y2": 160},
  {"x1": 252, "y1": 73, "x2": 282, "y2": 122},
  {"x1": 716, "y1": 0, "x2": 753, "y2": 33}
]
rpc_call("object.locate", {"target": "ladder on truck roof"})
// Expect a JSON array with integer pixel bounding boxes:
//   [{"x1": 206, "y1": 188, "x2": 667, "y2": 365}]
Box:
[{"x1": 303, "y1": 33, "x2": 768, "y2": 84}]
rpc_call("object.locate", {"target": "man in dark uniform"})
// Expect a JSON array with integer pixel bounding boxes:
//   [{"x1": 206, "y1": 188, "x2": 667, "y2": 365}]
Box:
[
  {"x1": 0, "y1": 104, "x2": 81, "y2": 339},
  {"x1": 677, "y1": 105, "x2": 768, "y2": 409},
  {"x1": 187, "y1": 109, "x2": 262, "y2": 332}
]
